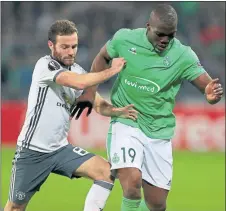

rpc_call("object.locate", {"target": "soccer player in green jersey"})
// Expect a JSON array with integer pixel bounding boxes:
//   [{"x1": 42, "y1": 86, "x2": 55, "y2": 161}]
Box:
[{"x1": 75, "y1": 4, "x2": 223, "y2": 211}]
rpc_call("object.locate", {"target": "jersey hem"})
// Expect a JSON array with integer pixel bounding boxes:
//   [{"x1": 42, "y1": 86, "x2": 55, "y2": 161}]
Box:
[
  {"x1": 110, "y1": 164, "x2": 142, "y2": 171},
  {"x1": 16, "y1": 142, "x2": 69, "y2": 153},
  {"x1": 111, "y1": 119, "x2": 174, "y2": 140},
  {"x1": 142, "y1": 176, "x2": 171, "y2": 190}
]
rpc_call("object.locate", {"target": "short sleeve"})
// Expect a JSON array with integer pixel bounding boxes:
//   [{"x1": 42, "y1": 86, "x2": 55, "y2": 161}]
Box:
[
  {"x1": 106, "y1": 28, "x2": 128, "y2": 58},
  {"x1": 181, "y1": 48, "x2": 206, "y2": 82},
  {"x1": 34, "y1": 58, "x2": 65, "y2": 86}
]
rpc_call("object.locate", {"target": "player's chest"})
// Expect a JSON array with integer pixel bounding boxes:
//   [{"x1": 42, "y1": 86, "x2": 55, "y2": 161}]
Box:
[
  {"x1": 118, "y1": 44, "x2": 182, "y2": 86},
  {"x1": 116, "y1": 45, "x2": 183, "y2": 95},
  {"x1": 53, "y1": 85, "x2": 83, "y2": 106},
  {"x1": 119, "y1": 43, "x2": 178, "y2": 70}
]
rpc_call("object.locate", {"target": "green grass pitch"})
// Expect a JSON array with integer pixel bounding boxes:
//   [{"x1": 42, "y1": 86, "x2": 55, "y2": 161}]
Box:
[{"x1": 1, "y1": 146, "x2": 225, "y2": 211}]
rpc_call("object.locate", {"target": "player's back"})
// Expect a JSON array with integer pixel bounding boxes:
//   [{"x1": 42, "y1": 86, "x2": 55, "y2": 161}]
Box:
[{"x1": 17, "y1": 55, "x2": 85, "y2": 153}]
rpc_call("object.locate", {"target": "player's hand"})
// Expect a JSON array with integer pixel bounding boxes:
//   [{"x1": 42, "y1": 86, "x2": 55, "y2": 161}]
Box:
[
  {"x1": 111, "y1": 57, "x2": 127, "y2": 73},
  {"x1": 205, "y1": 78, "x2": 223, "y2": 104},
  {"x1": 113, "y1": 104, "x2": 138, "y2": 121},
  {"x1": 70, "y1": 101, "x2": 93, "y2": 120},
  {"x1": 70, "y1": 91, "x2": 96, "y2": 119}
]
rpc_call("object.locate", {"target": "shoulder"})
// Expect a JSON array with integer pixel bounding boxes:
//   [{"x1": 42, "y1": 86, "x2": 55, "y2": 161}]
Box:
[
  {"x1": 35, "y1": 55, "x2": 62, "y2": 71},
  {"x1": 36, "y1": 55, "x2": 51, "y2": 66},
  {"x1": 71, "y1": 62, "x2": 87, "y2": 74},
  {"x1": 172, "y1": 38, "x2": 188, "y2": 51},
  {"x1": 114, "y1": 28, "x2": 144, "y2": 38},
  {"x1": 173, "y1": 39, "x2": 199, "y2": 63},
  {"x1": 114, "y1": 28, "x2": 130, "y2": 37},
  {"x1": 112, "y1": 28, "x2": 145, "y2": 44},
  {"x1": 173, "y1": 39, "x2": 195, "y2": 55}
]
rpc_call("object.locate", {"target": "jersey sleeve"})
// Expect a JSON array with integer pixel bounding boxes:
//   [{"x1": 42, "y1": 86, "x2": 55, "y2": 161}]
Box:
[
  {"x1": 35, "y1": 58, "x2": 65, "y2": 86},
  {"x1": 106, "y1": 28, "x2": 129, "y2": 58},
  {"x1": 181, "y1": 48, "x2": 206, "y2": 82}
]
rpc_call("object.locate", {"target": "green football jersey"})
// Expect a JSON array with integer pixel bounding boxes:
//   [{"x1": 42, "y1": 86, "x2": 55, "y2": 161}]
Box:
[{"x1": 106, "y1": 28, "x2": 206, "y2": 139}]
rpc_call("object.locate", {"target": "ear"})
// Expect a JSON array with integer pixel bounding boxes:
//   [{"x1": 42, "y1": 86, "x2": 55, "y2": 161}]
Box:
[
  {"x1": 48, "y1": 40, "x2": 54, "y2": 51},
  {"x1": 146, "y1": 22, "x2": 150, "y2": 30}
]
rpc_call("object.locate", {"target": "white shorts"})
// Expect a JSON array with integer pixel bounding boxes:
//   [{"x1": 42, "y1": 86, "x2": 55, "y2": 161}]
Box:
[{"x1": 106, "y1": 122, "x2": 173, "y2": 190}]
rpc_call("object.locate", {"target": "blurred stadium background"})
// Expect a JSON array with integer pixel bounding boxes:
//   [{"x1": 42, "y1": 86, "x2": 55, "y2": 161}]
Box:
[{"x1": 1, "y1": 1, "x2": 225, "y2": 211}]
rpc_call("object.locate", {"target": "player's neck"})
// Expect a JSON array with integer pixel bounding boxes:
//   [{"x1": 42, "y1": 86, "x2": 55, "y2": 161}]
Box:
[{"x1": 145, "y1": 30, "x2": 154, "y2": 47}]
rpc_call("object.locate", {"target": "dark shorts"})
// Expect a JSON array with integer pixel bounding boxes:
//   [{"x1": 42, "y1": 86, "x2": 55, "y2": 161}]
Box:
[{"x1": 8, "y1": 144, "x2": 95, "y2": 204}]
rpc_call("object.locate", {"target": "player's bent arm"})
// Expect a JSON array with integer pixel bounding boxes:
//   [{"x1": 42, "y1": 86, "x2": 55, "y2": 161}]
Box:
[
  {"x1": 55, "y1": 66, "x2": 118, "y2": 90},
  {"x1": 80, "y1": 45, "x2": 113, "y2": 101},
  {"x1": 93, "y1": 92, "x2": 117, "y2": 116},
  {"x1": 78, "y1": 45, "x2": 116, "y2": 102},
  {"x1": 91, "y1": 44, "x2": 112, "y2": 73},
  {"x1": 94, "y1": 92, "x2": 138, "y2": 120},
  {"x1": 191, "y1": 72, "x2": 212, "y2": 94},
  {"x1": 191, "y1": 72, "x2": 223, "y2": 104}
]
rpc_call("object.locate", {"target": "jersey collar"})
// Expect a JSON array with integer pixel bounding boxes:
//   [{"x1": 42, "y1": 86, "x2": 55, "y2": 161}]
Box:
[
  {"x1": 142, "y1": 29, "x2": 155, "y2": 51},
  {"x1": 50, "y1": 55, "x2": 71, "y2": 70}
]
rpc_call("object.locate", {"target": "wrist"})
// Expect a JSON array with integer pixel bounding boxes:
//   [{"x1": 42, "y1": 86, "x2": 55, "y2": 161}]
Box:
[
  {"x1": 110, "y1": 107, "x2": 124, "y2": 117},
  {"x1": 111, "y1": 107, "x2": 119, "y2": 116},
  {"x1": 99, "y1": 104, "x2": 117, "y2": 117},
  {"x1": 109, "y1": 66, "x2": 118, "y2": 73}
]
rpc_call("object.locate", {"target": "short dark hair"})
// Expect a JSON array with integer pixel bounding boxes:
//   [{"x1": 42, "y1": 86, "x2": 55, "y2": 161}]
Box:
[
  {"x1": 150, "y1": 4, "x2": 177, "y2": 26},
  {"x1": 48, "y1": 20, "x2": 78, "y2": 43}
]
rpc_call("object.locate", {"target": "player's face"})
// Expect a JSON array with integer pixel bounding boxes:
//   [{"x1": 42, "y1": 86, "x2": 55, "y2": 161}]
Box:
[
  {"x1": 50, "y1": 32, "x2": 78, "y2": 66},
  {"x1": 146, "y1": 21, "x2": 177, "y2": 53}
]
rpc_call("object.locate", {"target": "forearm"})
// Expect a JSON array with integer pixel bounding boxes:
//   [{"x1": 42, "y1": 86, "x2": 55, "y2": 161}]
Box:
[
  {"x1": 191, "y1": 73, "x2": 212, "y2": 94},
  {"x1": 94, "y1": 93, "x2": 118, "y2": 117},
  {"x1": 94, "y1": 92, "x2": 138, "y2": 120},
  {"x1": 95, "y1": 101, "x2": 117, "y2": 117},
  {"x1": 55, "y1": 68, "x2": 116, "y2": 90},
  {"x1": 192, "y1": 73, "x2": 223, "y2": 105}
]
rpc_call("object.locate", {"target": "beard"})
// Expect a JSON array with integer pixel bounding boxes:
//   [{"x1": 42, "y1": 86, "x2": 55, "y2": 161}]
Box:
[{"x1": 52, "y1": 47, "x2": 75, "y2": 67}]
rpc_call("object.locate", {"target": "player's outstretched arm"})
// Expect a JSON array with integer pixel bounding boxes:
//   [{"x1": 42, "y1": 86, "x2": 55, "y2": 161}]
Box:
[
  {"x1": 75, "y1": 45, "x2": 113, "y2": 103},
  {"x1": 94, "y1": 92, "x2": 138, "y2": 121},
  {"x1": 69, "y1": 45, "x2": 119, "y2": 119},
  {"x1": 191, "y1": 72, "x2": 223, "y2": 104},
  {"x1": 55, "y1": 57, "x2": 125, "y2": 90}
]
